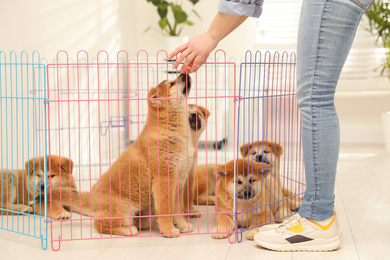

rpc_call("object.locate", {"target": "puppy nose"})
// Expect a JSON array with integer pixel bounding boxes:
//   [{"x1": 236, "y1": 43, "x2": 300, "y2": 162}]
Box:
[
  {"x1": 40, "y1": 184, "x2": 45, "y2": 190},
  {"x1": 243, "y1": 190, "x2": 252, "y2": 198},
  {"x1": 256, "y1": 155, "x2": 263, "y2": 162},
  {"x1": 179, "y1": 73, "x2": 187, "y2": 79}
]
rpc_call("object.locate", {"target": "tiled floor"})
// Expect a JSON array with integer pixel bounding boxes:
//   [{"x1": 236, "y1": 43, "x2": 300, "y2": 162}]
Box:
[{"x1": 0, "y1": 143, "x2": 389, "y2": 260}]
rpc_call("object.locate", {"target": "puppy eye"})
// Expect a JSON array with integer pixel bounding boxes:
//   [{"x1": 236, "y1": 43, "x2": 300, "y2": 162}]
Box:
[
  {"x1": 252, "y1": 152, "x2": 256, "y2": 155},
  {"x1": 263, "y1": 151, "x2": 270, "y2": 154},
  {"x1": 249, "y1": 178, "x2": 256, "y2": 183},
  {"x1": 169, "y1": 82, "x2": 175, "y2": 88},
  {"x1": 50, "y1": 175, "x2": 55, "y2": 178}
]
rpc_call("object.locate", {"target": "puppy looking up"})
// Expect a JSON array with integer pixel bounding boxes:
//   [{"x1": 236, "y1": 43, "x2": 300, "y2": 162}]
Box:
[
  {"x1": 183, "y1": 104, "x2": 210, "y2": 216},
  {"x1": 46, "y1": 74, "x2": 193, "y2": 237}
]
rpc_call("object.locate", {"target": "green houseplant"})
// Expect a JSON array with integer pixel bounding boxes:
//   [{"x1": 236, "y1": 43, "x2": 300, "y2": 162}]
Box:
[
  {"x1": 146, "y1": 0, "x2": 201, "y2": 36},
  {"x1": 364, "y1": 0, "x2": 390, "y2": 79}
]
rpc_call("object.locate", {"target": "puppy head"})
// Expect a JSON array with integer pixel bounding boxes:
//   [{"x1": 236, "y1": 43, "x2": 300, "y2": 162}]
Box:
[
  {"x1": 48, "y1": 155, "x2": 75, "y2": 190},
  {"x1": 148, "y1": 73, "x2": 192, "y2": 112},
  {"x1": 240, "y1": 141, "x2": 283, "y2": 165},
  {"x1": 25, "y1": 157, "x2": 46, "y2": 193},
  {"x1": 188, "y1": 104, "x2": 210, "y2": 138},
  {"x1": 217, "y1": 159, "x2": 271, "y2": 201}
]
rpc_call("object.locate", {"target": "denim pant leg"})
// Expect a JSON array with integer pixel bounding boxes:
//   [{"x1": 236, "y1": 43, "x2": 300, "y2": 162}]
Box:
[{"x1": 296, "y1": 0, "x2": 374, "y2": 221}]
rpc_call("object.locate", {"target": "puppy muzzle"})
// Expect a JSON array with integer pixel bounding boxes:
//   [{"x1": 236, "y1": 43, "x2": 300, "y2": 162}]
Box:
[
  {"x1": 179, "y1": 73, "x2": 191, "y2": 96},
  {"x1": 238, "y1": 188, "x2": 256, "y2": 200}
]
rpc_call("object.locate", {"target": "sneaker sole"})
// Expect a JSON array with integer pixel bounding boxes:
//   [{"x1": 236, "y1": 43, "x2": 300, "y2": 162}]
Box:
[{"x1": 255, "y1": 237, "x2": 341, "y2": 252}]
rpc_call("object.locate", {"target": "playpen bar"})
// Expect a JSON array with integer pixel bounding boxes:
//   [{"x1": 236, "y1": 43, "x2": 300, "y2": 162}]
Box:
[
  {"x1": 0, "y1": 63, "x2": 45, "y2": 66},
  {"x1": 52, "y1": 230, "x2": 237, "y2": 242},
  {"x1": 0, "y1": 226, "x2": 44, "y2": 240},
  {"x1": 76, "y1": 59, "x2": 82, "y2": 237},
  {"x1": 50, "y1": 210, "x2": 236, "y2": 222},
  {"x1": 0, "y1": 59, "x2": 3, "y2": 228},
  {"x1": 0, "y1": 96, "x2": 48, "y2": 100},
  {"x1": 45, "y1": 95, "x2": 240, "y2": 103},
  {"x1": 240, "y1": 62, "x2": 296, "y2": 66},
  {"x1": 46, "y1": 62, "x2": 236, "y2": 67}
]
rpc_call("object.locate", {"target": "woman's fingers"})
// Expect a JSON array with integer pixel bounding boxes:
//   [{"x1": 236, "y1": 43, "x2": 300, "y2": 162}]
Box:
[
  {"x1": 180, "y1": 52, "x2": 197, "y2": 74},
  {"x1": 168, "y1": 44, "x2": 186, "y2": 61},
  {"x1": 172, "y1": 48, "x2": 192, "y2": 70},
  {"x1": 189, "y1": 55, "x2": 207, "y2": 73}
]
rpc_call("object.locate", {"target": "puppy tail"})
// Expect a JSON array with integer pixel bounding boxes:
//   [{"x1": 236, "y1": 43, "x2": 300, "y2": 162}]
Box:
[{"x1": 35, "y1": 188, "x2": 93, "y2": 217}]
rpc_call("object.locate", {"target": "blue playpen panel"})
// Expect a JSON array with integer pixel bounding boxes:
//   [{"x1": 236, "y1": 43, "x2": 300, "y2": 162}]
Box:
[{"x1": 0, "y1": 51, "x2": 48, "y2": 249}]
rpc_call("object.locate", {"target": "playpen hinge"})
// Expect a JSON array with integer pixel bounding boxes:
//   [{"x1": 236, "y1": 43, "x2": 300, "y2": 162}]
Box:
[
  {"x1": 234, "y1": 96, "x2": 243, "y2": 102},
  {"x1": 232, "y1": 211, "x2": 244, "y2": 217}
]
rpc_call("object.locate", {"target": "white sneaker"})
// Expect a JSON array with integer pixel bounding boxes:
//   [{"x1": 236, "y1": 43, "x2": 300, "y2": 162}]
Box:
[{"x1": 254, "y1": 213, "x2": 341, "y2": 251}]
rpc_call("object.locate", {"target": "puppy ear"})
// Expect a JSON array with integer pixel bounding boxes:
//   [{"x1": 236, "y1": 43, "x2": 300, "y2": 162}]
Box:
[
  {"x1": 270, "y1": 142, "x2": 283, "y2": 157},
  {"x1": 149, "y1": 92, "x2": 164, "y2": 108},
  {"x1": 205, "y1": 108, "x2": 210, "y2": 118},
  {"x1": 240, "y1": 143, "x2": 253, "y2": 158},
  {"x1": 198, "y1": 105, "x2": 210, "y2": 118},
  {"x1": 25, "y1": 157, "x2": 44, "y2": 175},
  {"x1": 59, "y1": 157, "x2": 74, "y2": 174},
  {"x1": 216, "y1": 164, "x2": 232, "y2": 177}
]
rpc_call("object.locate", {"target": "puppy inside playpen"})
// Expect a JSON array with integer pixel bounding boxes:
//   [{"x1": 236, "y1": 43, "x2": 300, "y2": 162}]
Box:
[
  {"x1": 240, "y1": 141, "x2": 301, "y2": 221},
  {"x1": 183, "y1": 104, "x2": 210, "y2": 217},
  {"x1": 1, "y1": 155, "x2": 76, "y2": 219},
  {"x1": 211, "y1": 158, "x2": 274, "y2": 240},
  {"x1": 45, "y1": 74, "x2": 201, "y2": 237}
]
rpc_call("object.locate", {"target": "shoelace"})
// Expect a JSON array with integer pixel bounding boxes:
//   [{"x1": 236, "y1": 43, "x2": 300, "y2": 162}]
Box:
[{"x1": 279, "y1": 214, "x2": 303, "y2": 232}]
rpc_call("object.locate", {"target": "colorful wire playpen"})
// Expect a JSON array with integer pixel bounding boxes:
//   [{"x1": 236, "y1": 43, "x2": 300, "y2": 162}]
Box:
[{"x1": 0, "y1": 50, "x2": 305, "y2": 250}]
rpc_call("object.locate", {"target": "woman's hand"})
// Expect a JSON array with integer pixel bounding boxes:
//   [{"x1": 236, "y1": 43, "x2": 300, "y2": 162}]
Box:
[{"x1": 168, "y1": 32, "x2": 219, "y2": 74}]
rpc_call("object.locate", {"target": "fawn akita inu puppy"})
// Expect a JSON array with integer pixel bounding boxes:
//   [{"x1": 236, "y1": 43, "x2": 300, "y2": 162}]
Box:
[
  {"x1": 33, "y1": 155, "x2": 77, "y2": 219},
  {"x1": 212, "y1": 159, "x2": 274, "y2": 240},
  {"x1": 1, "y1": 155, "x2": 76, "y2": 219},
  {"x1": 183, "y1": 104, "x2": 210, "y2": 217},
  {"x1": 44, "y1": 74, "x2": 193, "y2": 237},
  {"x1": 240, "y1": 141, "x2": 301, "y2": 221}
]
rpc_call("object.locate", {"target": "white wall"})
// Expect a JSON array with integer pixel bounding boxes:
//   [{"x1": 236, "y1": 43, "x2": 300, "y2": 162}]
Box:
[
  {"x1": 0, "y1": 0, "x2": 134, "y2": 60},
  {"x1": 1, "y1": 0, "x2": 389, "y2": 148}
]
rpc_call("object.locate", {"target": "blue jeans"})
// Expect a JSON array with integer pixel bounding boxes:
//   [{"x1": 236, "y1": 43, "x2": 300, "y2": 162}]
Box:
[{"x1": 296, "y1": 0, "x2": 374, "y2": 221}]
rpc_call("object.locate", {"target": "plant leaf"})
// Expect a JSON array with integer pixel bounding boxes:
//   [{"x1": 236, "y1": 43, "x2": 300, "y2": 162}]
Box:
[
  {"x1": 188, "y1": 0, "x2": 199, "y2": 5},
  {"x1": 185, "y1": 20, "x2": 194, "y2": 26},
  {"x1": 157, "y1": 2, "x2": 169, "y2": 18},
  {"x1": 159, "y1": 18, "x2": 168, "y2": 30},
  {"x1": 147, "y1": 0, "x2": 164, "y2": 6},
  {"x1": 171, "y1": 4, "x2": 188, "y2": 24}
]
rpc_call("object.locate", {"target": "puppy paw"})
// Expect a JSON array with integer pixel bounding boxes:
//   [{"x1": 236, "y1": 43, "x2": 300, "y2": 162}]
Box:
[
  {"x1": 245, "y1": 228, "x2": 259, "y2": 240},
  {"x1": 140, "y1": 218, "x2": 151, "y2": 230},
  {"x1": 212, "y1": 226, "x2": 231, "y2": 239},
  {"x1": 189, "y1": 209, "x2": 202, "y2": 218},
  {"x1": 22, "y1": 205, "x2": 33, "y2": 214},
  {"x1": 184, "y1": 207, "x2": 202, "y2": 218},
  {"x1": 163, "y1": 227, "x2": 180, "y2": 238},
  {"x1": 52, "y1": 211, "x2": 71, "y2": 220},
  {"x1": 130, "y1": 226, "x2": 139, "y2": 236},
  {"x1": 179, "y1": 222, "x2": 193, "y2": 233}
]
